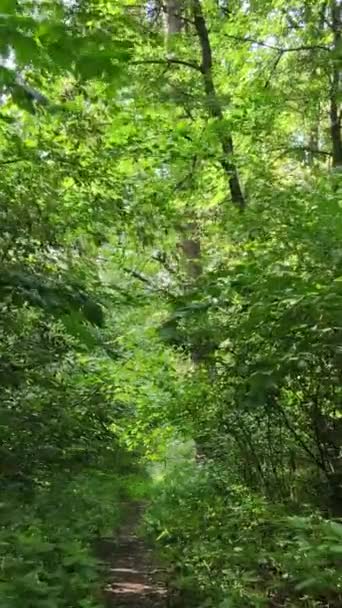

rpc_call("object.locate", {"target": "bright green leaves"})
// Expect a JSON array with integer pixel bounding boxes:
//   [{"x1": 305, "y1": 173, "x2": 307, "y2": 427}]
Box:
[
  {"x1": 148, "y1": 465, "x2": 342, "y2": 608},
  {"x1": 0, "y1": 0, "x2": 17, "y2": 13},
  {"x1": 0, "y1": 268, "x2": 104, "y2": 328},
  {"x1": 0, "y1": 1, "x2": 134, "y2": 112},
  {"x1": 0, "y1": 472, "x2": 125, "y2": 608},
  {"x1": 74, "y1": 38, "x2": 132, "y2": 81},
  {"x1": 0, "y1": 65, "x2": 15, "y2": 87},
  {"x1": 0, "y1": 1, "x2": 341, "y2": 607}
]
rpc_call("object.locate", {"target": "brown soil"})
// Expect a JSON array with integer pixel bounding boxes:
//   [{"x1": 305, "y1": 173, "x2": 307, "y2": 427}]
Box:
[{"x1": 99, "y1": 502, "x2": 168, "y2": 608}]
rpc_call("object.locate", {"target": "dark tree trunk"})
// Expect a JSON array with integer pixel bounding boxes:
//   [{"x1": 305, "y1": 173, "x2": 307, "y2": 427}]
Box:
[
  {"x1": 330, "y1": 0, "x2": 342, "y2": 168},
  {"x1": 191, "y1": 0, "x2": 245, "y2": 209}
]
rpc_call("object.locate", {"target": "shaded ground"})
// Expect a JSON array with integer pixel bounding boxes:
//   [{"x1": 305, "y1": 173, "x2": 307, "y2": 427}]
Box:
[{"x1": 100, "y1": 502, "x2": 168, "y2": 608}]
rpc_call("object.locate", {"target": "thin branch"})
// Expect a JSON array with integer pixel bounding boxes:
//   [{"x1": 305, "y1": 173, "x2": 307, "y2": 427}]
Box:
[
  {"x1": 173, "y1": 154, "x2": 198, "y2": 192},
  {"x1": 0, "y1": 158, "x2": 28, "y2": 165},
  {"x1": 264, "y1": 50, "x2": 284, "y2": 88},
  {"x1": 131, "y1": 58, "x2": 201, "y2": 71},
  {"x1": 272, "y1": 146, "x2": 332, "y2": 164},
  {"x1": 276, "y1": 401, "x2": 327, "y2": 473},
  {"x1": 151, "y1": 252, "x2": 177, "y2": 274},
  {"x1": 123, "y1": 267, "x2": 172, "y2": 295},
  {"x1": 123, "y1": 267, "x2": 154, "y2": 287},
  {"x1": 287, "y1": 146, "x2": 332, "y2": 157},
  {"x1": 273, "y1": 44, "x2": 330, "y2": 53},
  {"x1": 224, "y1": 34, "x2": 330, "y2": 53}
]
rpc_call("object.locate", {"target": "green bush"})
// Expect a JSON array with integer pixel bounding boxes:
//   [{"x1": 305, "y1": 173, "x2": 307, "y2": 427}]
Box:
[
  {"x1": 146, "y1": 463, "x2": 342, "y2": 608},
  {"x1": 0, "y1": 471, "x2": 124, "y2": 608}
]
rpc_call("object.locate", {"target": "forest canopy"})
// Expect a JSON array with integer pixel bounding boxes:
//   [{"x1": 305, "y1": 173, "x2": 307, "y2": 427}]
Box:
[{"x1": 0, "y1": 1, "x2": 341, "y2": 607}]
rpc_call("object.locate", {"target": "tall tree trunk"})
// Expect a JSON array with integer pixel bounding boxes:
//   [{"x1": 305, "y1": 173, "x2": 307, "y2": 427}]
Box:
[
  {"x1": 330, "y1": 0, "x2": 342, "y2": 168},
  {"x1": 180, "y1": 222, "x2": 202, "y2": 280},
  {"x1": 165, "y1": 0, "x2": 183, "y2": 37},
  {"x1": 191, "y1": 0, "x2": 246, "y2": 209},
  {"x1": 307, "y1": 124, "x2": 320, "y2": 165}
]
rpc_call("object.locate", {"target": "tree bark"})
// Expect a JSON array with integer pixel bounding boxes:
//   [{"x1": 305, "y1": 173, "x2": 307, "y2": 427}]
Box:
[
  {"x1": 165, "y1": 0, "x2": 183, "y2": 36},
  {"x1": 330, "y1": 0, "x2": 342, "y2": 168},
  {"x1": 191, "y1": 0, "x2": 245, "y2": 209},
  {"x1": 180, "y1": 222, "x2": 202, "y2": 280}
]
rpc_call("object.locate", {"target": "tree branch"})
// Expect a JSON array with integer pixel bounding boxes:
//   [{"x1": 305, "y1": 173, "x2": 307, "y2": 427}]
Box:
[
  {"x1": 123, "y1": 267, "x2": 154, "y2": 287},
  {"x1": 277, "y1": 402, "x2": 327, "y2": 472},
  {"x1": 123, "y1": 267, "x2": 172, "y2": 295},
  {"x1": 0, "y1": 158, "x2": 27, "y2": 165},
  {"x1": 132, "y1": 58, "x2": 201, "y2": 71},
  {"x1": 264, "y1": 50, "x2": 284, "y2": 88},
  {"x1": 224, "y1": 34, "x2": 330, "y2": 53},
  {"x1": 286, "y1": 146, "x2": 332, "y2": 157},
  {"x1": 151, "y1": 252, "x2": 177, "y2": 274}
]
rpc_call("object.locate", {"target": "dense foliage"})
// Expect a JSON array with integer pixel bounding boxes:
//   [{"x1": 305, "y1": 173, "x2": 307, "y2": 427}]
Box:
[{"x1": 0, "y1": 0, "x2": 341, "y2": 607}]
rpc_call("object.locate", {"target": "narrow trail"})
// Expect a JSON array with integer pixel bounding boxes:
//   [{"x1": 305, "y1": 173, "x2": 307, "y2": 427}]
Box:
[{"x1": 100, "y1": 502, "x2": 168, "y2": 608}]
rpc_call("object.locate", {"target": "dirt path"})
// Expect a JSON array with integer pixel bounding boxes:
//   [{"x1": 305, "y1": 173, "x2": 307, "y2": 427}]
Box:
[{"x1": 100, "y1": 502, "x2": 168, "y2": 608}]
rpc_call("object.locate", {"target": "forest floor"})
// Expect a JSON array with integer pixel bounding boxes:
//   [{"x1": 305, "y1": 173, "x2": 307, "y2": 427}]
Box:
[{"x1": 99, "y1": 502, "x2": 168, "y2": 608}]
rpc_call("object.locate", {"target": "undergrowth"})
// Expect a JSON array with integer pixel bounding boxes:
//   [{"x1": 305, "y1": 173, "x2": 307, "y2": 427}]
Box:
[
  {"x1": 145, "y1": 461, "x2": 342, "y2": 608},
  {"x1": 0, "y1": 465, "x2": 149, "y2": 608}
]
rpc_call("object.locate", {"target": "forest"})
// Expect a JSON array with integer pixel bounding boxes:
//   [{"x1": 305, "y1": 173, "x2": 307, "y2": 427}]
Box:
[{"x1": 0, "y1": 0, "x2": 341, "y2": 607}]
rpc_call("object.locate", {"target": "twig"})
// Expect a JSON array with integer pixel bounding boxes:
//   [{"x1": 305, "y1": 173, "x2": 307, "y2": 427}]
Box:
[
  {"x1": 224, "y1": 34, "x2": 330, "y2": 53},
  {"x1": 274, "y1": 146, "x2": 333, "y2": 160},
  {"x1": 123, "y1": 267, "x2": 172, "y2": 295},
  {"x1": 0, "y1": 158, "x2": 28, "y2": 165},
  {"x1": 131, "y1": 58, "x2": 201, "y2": 71},
  {"x1": 123, "y1": 268, "x2": 154, "y2": 287},
  {"x1": 151, "y1": 252, "x2": 176, "y2": 274},
  {"x1": 264, "y1": 50, "x2": 284, "y2": 88}
]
